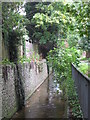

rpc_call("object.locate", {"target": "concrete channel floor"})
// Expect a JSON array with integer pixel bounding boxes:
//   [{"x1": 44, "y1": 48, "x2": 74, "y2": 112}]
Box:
[{"x1": 12, "y1": 74, "x2": 67, "y2": 119}]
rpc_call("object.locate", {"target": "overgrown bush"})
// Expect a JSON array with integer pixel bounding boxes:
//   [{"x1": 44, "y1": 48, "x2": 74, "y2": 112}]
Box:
[{"x1": 47, "y1": 41, "x2": 83, "y2": 118}]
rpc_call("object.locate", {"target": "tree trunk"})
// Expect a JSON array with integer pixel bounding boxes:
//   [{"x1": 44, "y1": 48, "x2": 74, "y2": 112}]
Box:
[{"x1": 86, "y1": 51, "x2": 90, "y2": 58}]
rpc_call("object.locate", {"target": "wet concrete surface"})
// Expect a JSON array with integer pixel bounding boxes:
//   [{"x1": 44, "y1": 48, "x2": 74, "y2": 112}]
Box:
[{"x1": 12, "y1": 74, "x2": 67, "y2": 118}]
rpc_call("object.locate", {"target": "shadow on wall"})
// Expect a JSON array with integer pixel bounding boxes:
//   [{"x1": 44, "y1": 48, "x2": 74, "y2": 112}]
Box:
[{"x1": 14, "y1": 64, "x2": 25, "y2": 110}]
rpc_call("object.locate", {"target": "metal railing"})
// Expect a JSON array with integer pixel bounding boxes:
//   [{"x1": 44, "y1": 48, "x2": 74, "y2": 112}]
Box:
[{"x1": 71, "y1": 63, "x2": 90, "y2": 120}]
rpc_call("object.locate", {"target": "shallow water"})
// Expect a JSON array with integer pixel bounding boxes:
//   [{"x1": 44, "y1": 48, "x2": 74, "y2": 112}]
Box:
[{"x1": 12, "y1": 74, "x2": 67, "y2": 118}]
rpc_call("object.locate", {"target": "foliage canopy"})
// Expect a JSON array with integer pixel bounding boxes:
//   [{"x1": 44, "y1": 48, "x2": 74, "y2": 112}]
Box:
[{"x1": 2, "y1": 2, "x2": 29, "y2": 61}]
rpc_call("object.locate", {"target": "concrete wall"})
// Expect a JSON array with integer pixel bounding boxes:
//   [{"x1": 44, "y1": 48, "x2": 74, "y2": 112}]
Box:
[
  {"x1": 25, "y1": 41, "x2": 39, "y2": 58},
  {"x1": 2, "y1": 40, "x2": 9, "y2": 60},
  {"x1": 0, "y1": 65, "x2": 2, "y2": 120},
  {"x1": 2, "y1": 59, "x2": 48, "y2": 119},
  {"x1": 2, "y1": 40, "x2": 38, "y2": 60},
  {"x1": 18, "y1": 41, "x2": 39, "y2": 58},
  {"x1": 2, "y1": 65, "x2": 17, "y2": 118}
]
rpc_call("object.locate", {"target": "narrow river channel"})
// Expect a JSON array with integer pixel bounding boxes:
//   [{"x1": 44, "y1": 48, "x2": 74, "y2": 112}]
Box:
[{"x1": 12, "y1": 74, "x2": 67, "y2": 118}]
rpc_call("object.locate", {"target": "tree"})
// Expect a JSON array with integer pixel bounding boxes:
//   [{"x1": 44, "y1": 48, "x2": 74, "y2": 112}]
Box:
[
  {"x1": 66, "y1": 2, "x2": 90, "y2": 57},
  {"x1": 25, "y1": 2, "x2": 74, "y2": 57},
  {"x1": 2, "y1": 2, "x2": 29, "y2": 62},
  {"x1": 25, "y1": 1, "x2": 89, "y2": 57},
  {"x1": 25, "y1": 2, "x2": 51, "y2": 43}
]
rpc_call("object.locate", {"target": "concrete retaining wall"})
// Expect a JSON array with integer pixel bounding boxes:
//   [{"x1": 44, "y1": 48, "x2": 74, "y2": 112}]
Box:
[{"x1": 1, "y1": 59, "x2": 48, "y2": 119}]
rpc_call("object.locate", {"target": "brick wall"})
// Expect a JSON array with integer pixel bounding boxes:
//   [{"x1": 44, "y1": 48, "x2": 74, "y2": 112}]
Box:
[{"x1": 2, "y1": 59, "x2": 48, "y2": 119}]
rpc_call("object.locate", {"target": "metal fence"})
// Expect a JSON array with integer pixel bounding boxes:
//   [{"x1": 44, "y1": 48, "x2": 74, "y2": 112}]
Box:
[{"x1": 71, "y1": 63, "x2": 90, "y2": 120}]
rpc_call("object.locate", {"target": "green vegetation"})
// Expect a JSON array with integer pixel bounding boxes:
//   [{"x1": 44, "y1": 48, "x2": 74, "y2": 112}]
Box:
[
  {"x1": 47, "y1": 41, "x2": 80, "y2": 80},
  {"x1": 2, "y1": 2, "x2": 29, "y2": 62},
  {"x1": 80, "y1": 57, "x2": 90, "y2": 61},
  {"x1": 47, "y1": 41, "x2": 83, "y2": 118},
  {"x1": 78, "y1": 63, "x2": 89, "y2": 76},
  {"x1": 1, "y1": 59, "x2": 15, "y2": 66},
  {"x1": 25, "y1": 2, "x2": 77, "y2": 58},
  {"x1": 25, "y1": 1, "x2": 90, "y2": 52},
  {"x1": 65, "y1": 78, "x2": 83, "y2": 118},
  {"x1": 18, "y1": 57, "x2": 31, "y2": 64},
  {"x1": 25, "y1": 1, "x2": 89, "y2": 118},
  {"x1": 18, "y1": 52, "x2": 40, "y2": 64},
  {"x1": 2, "y1": 1, "x2": 89, "y2": 118}
]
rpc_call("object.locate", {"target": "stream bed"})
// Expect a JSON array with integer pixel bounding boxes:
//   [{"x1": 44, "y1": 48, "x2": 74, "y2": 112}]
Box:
[{"x1": 12, "y1": 74, "x2": 67, "y2": 118}]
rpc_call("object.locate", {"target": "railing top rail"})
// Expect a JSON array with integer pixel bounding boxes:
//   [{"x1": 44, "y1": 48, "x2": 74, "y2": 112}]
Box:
[{"x1": 71, "y1": 63, "x2": 90, "y2": 82}]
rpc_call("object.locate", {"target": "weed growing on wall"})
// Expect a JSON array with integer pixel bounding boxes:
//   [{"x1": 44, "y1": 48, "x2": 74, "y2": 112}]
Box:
[{"x1": 1, "y1": 59, "x2": 15, "y2": 67}]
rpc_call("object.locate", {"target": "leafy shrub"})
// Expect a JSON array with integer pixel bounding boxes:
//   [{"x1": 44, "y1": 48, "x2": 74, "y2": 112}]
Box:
[
  {"x1": 47, "y1": 41, "x2": 83, "y2": 118},
  {"x1": 47, "y1": 41, "x2": 80, "y2": 80},
  {"x1": 78, "y1": 63, "x2": 89, "y2": 77}
]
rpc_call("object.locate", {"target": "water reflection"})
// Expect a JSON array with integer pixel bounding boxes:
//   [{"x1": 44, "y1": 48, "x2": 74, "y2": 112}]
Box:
[{"x1": 12, "y1": 74, "x2": 67, "y2": 118}]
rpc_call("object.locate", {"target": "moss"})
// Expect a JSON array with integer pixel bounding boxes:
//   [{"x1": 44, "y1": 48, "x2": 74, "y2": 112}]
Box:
[{"x1": 5, "y1": 106, "x2": 17, "y2": 119}]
